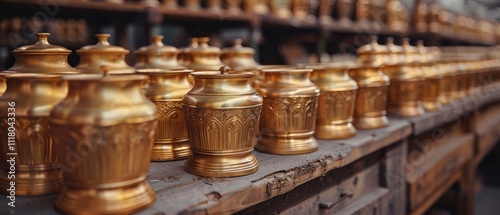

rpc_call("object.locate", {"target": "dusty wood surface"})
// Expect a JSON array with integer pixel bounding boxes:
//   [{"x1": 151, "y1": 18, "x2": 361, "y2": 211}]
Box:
[
  {"x1": 333, "y1": 187, "x2": 390, "y2": 215},
  {"x1": 382, "y1": 140, "x2": 408, "y2": 215}
]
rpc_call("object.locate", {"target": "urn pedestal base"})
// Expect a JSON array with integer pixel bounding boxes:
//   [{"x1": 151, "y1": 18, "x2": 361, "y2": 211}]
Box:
[
  {"x1": 353, "y1": 115, "x2": 389, "y2": 130},
  {"x1": 151, "y1": 139, "x2": 190, "y2": 161},
  {"x1": 422, "y1": 100, "x2": 442, "y2": 112},
  {"x1": 0, "y1": 165, "x2": 62, "y2": 196},
  {"x1": 54, "y1": 179, "x2": 155, "y2": 215},
  {"x1": 315, "y1": 122, "x2": 357, "y2": 140},
  {"x1": 184, "y1": 149, "x2": 258, "y2": 177},
  {"x1": 256, "y1": 133, "x2": 318, "y2": 155}
]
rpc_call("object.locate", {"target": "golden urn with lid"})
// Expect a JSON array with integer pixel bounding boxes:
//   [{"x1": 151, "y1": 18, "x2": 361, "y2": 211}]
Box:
[
  {"x1": 184, "y1": 37, "x2": 224, "y2": 71},
  {"x1": 350, "y1": 37, "x2": 390, "y2": 129},
  {"x1": 137, "y1": 69, "x2": 193, "y2": 161},
  {"x1": 305, "y1": 62, "x2": 358, "y2": 139},
  {"x1": 417, "y1": 42, "x2": 442, "y2": 111},
  {"x1": 134, "y1": 35, "x2": 182, "y2": 70},
  {"x1": 383, "y1": 38, "x2": 425, "y2": 117},
  {"x1": 76, "y1": 34, "x2": 135, "y2": 74},
  {"x1": 50, "y1": 72, "x2": 157, "y2": 214},
  {"x1": 221, "y1": 39, "x2": 259, "y2": 71},
  {"x1": 0, "y1": 74, "x2": 67, "y2": 196},
  {"x1": 256, "y1": 68, "x2": 320, "y2": 154},
  {"x1": 6, "y1": 33, "x2": 76, "y2": 74},
  {"x1": 182, "y1": 67, "x2": 262, "y2": 177},
  {"x1": 436, "y1": 58, "x2": 456, "y2": 105}
]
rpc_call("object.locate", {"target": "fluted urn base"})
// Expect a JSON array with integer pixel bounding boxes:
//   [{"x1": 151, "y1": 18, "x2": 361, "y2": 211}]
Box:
[
  {"x1": 353, "y1": 115, "x2": 389, "y2": 130},
  {"x1": 0, "y1": 165, "x2": 62, "y2": 196},
  {"x1": 315, "y1": 122, "x2": 357, "y2": 140},
  {"x1": 388, "y1": 104, "x2": 425, "y2": 117},
  {"x1": 54, "y1": 179, "x2": 155, "y2": 215},
  {"x1": 151, "y1": 139, "x2": 190, "y2": 161},
  {"x1": 185, "y1": 149, "x2": 259, "y2": 177},
  {"x1": 256, "y1": 132, "x2": 318, "y2": 155}
]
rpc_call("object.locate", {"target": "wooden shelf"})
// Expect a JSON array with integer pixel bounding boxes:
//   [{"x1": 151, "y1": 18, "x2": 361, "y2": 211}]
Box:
[
  {"x1": 411, "y1": 31, "x2": 496, "y2": 46},
  {"x1": 154, "y1": 7, "x2": 258, "y2": 26},
  {"x1": 3, "y1": 118, "x2": 411, "y2": 215},
  {"x1": 0, "y1": 0, "x2": 145, "y2": 13},
  {"x1": 261, "y1": 15, "x2": 319, "y2": 30},
  {"x1": 322, "y1": 22, "x2": 408, "y2": 37}
]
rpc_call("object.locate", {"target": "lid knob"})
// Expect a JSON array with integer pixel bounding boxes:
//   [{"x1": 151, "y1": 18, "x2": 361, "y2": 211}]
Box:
[
  {"x1": 417, "y1": 40, "x2": 424, "y2": 48},
  {"x1": 95, "y1": 34, "x2": 111, "y2": 45},
  {"x1": 189, "y1": 38, "x2": 199, "y2": 48},
  {"x1": 402, "y1": 38, "x2": 410, "y2": 46},
  {"x1": 36, "y1": 33, "x2": 50, "y2": 45},
  {"x1": 386, "y1": 37, "x2": 394, "y2": 45},
  {"x1": 233, "y1": 38, "x2": 243, "y2": 48},
  {"x1": 219, "y1": 66, "x2": 230, "y2": 74},
  {"x1": 152, "y1": 35, "x2": 164, "y2": 46},
  {"x1": 370, "y1": 36, "x2": 379, "y2": 45},
  {"x1": 198, "y1": 37, "x2": 210, "y2": 47}
]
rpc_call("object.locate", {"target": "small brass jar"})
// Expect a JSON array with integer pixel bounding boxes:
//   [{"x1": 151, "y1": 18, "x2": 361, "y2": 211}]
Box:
[
  {"x1": 307, "y1": 63, "x2": 358, "y2": 139},
  {"x1": 50, "y1": 74, "x2": 157, "y2": 214},
  {"x1": 76, "y1": 34, "x2": 135, "y2": 74},
  {"x1": 270, "y1": 0, "x2": 292, "y2": 18},
  {"x1": 357, "y1": 36, "x2": 390, "y2": 67},
  {"x1": 207, "y1": 0, "x2": 222, "y2": 13},
  {"x1": 185, "y1": 0, "x2": 201, "y2": 10},
  {"x1": 244, "y1": 0, "x2": 269, "y2": 15},
  {"x1": 221, "y1": 39, "x2": 259, "y2": 71},
  {"x1": 385, "y1": 37, "x2": 404, "y2": 64},
  {"x1": 184, "y1": 37, "x2": 224, "y2": 71},
  {"x1": 137, "y1": 69, "x2": 193, "y2": 161},
  {"x1": 256, "y1": 68, "x2": 320, "y2": 154},
  {"x1": 292, "y1": 0, "x2": 309, "y2": 21},
  {"x1": 348, "y1": 64, "x2": 390, "y2": 129},
  {"x1": 134, "y1": 35, "x2": 182, "y2": 70},
  {"x1": 337, "y1": 0, "x2": 355, "y2": 26},
  {"x1": 226, "y1": 0, "x2": 243, "y2": 14},
  {"x1": 0, "y1": 74, "x2": 67, "y2": 196},
  {"x1": 437, "y1": 59, "x2": 456, "y2": 105},
  {"x1": 6, "y1": 33, "x2": 76, "y2": 74},
  {"x1": 319, "y1": 0, "x2": 334, "y2": 25},
  {"x1": 449, "y1": 61, "x2": 466, "y2": 101},
  {"x1": 182, "y1": 68, "x2": 263, "y2": 177},
  {"x1": 383, "y1": 39, "x2": 425, "y2": 117},
  {"x1": 417, "y1": 42, "x2": 442, "y2": 111}
]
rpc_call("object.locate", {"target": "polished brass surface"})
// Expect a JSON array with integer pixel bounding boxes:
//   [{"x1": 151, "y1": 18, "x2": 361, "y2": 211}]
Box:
[
  {"x1": 182, "y1": 67, "x2": 262, "y2": 177},
  {"x1": 437, "y1": 60, "x2": 456, "y2": 105},
  {"x1": 319, "y1": 0, "x2": 334, "y2": 25},
  {"x1": 50, "y1": 74, "x2": 157, "y2": 214},
  {"x1": 348, "y1": 64, "x2": 390, "y2": 129},
  {"x1": 244, "y1": 0, "x2": 269, "y2": 15},
  {"x1": 134, "y1": 35, "x2": 182, "y2": 70},
  {"x1": 256, "y1": 68, "x2": 319, "y2": 154},
  {"x1": 137, "y1": 69, "x2": 193, "y2": 161},
  {"x1": 6, "y1": 33, "x2": 76, "y2": 74},
  {"x1": 0, "y1": 74, "x2": 67, "y2": 196},
  {"x1": 307, "y1": 63, "x2": 358, "y2": 139},
  {"x1": 357, "y1": 36, "x2": 390, "y2": 67},
  {"x1": 226, "y1": 0, "x2": 243, "y2": 14},
  {"x1": 270, "y1": 0, "x2": 292, "y2": 18},
  {"x1": 253, "y1": 65, "x2": 296, "y2": 89},
  {"x1": 383, "y1": 39, "x2": 425, "y2": 117},
  {"x1": 76, "y1": 34, "x2": 135, "y2": 74},
  {"x1": 417, "y1": 42, "x2": 442, "y2": 111},
  {"x1": 337, "y1": 0, "x2": 354, "y2": 26},
  {"x1": 0, "y1": 75, "x2": 6, "y2": 96},
  {"x1": 448, "y1": 61, "x2": 466, "y2": 101},
  {"x1": 184, "y1": 37, "x2": 224, "y2": 71},
  {"x1": 386, "y1": 0, "x2": 409, "y2": 32},
  {"x1": 221, "y1": 39, "x2": 259, "y2": 71}
]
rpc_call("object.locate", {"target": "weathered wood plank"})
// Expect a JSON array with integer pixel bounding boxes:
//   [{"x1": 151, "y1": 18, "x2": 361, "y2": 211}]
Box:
[{"x1": 332, "y1": 187, "x2": 390, "y2": 215}]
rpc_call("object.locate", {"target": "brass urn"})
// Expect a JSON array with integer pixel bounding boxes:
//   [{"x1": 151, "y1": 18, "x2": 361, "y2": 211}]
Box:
[
  {"x1": 337, "y1": 0, "x2": 354, "y2": 26},
  {"x1": 348, "y1": 64, "x2": 390, "y2": 129},
  {"x1": 185, "y1": 0, "x2": 201, "y2": 10},
  {"x1": 134, "y1": 35, "x2": 182, "y2": 70},
  {"x1": 137, "y1": 69, "x2": 193, "y2": 161},
  {"x1": 270, "y1": 0, "x2": 292, "y2": 18},
  {"x1": 226, "y1": 0, "x2": 243, "y2": 14},
  {"x1": 385, "y1": 37, "x2": 404, "y2": 64},
  {"x1": 76, "y1": 34, "x2": 135, "y2": 74},
  {"x1": 437, "y1": 58, "x2": 456, "y2": 105},
  {"x1": 6, "y1": 33, "x2": 77, "y2": 74},
  {"x1": 256, "y1": 68, "x2": 320, "y2": 154},
  {"x1": 182, "y1": 67, "x2": 263, "y2": 177},
  {"x1": 383, "y1": 39, "x2": 425, "y2": 117},
  {"x1": 357, "y1": 36, "x2": 390, "y2": 67},
  {"x1": 162, "y1": 0, "x2": 178, "y2": 8},
  {"x1": 208, "y1": 0, "x2": 222, "y2": 13},
  {"x1": 0, "y1": 74, "x2": 67, "y2": 196},
  {"x1": 417, "y1": 42, "x2": 442, "y2": 111},
  {"x1": 306, "y1": 63, "x2": 358, "y2": 139},
  {"x1": 221, "y1": 39, "x2": 259, "y2": 71},
  {"x1": 319, "y1": 0, "x2": 334, "y2": 25},
  {"x1": 50, "y1": 73, "x2": 157, "y2": 214},
  {"x1": 292, "y1": 0, "x2": 309, "y2": 21},
  {"x1": 184, "y1": 37, "x2": 224, "y2": 71},
  {"x1": 243, "y1": 0, "x2": 269, "y2": 15}
]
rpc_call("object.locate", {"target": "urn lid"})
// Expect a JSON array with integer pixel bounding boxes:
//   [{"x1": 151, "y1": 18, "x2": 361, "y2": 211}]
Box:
[
  {"x1": 77, "y1": 34, "x2": 129, "y2": 54},
  {"x1": 385, "y1": 37, "x2": 403, "y2": 54},
  {"x1": 222, "y1": 39, "x2": 254, "y2": 55},
  {"x1": 134, "y1": 35, "x2": 178, "y2": 55},
  {"x1": 186, "y1": 37, "x2": 221, "y2": 54},
  {"x1": 401, "y1": 38, "x2": 418, "y2": 55},
  {"x1": 12, "y1": 33, "x2": 71, "y2": 54},
  {"x1": 357, "y1": 36, "x2": 390, "y2": 55}
]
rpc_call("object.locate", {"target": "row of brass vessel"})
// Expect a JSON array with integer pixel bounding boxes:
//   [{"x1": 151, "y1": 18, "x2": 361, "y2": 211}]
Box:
[{"x1": 1, "y1": 32, "x2": 499, "y2": 214}]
